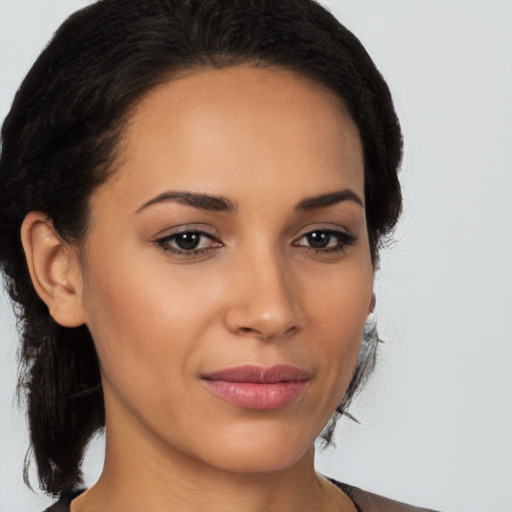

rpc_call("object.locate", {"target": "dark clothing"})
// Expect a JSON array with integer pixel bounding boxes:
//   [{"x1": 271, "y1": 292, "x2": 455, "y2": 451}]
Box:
[
  {"x1": 334, "y1": 480, "x2": 441, "y2": 511},
  {"x1": 44, "y1": 480, "x2": 441, "y2": 511},
  {"x1": 44, "y1": 489, "x2": 83, "y2": 512}
]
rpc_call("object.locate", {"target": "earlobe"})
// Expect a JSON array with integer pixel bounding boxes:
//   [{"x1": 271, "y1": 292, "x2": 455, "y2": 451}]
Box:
[{"x1": 20, "y1": 212, "x2": 86, "y2": 327}]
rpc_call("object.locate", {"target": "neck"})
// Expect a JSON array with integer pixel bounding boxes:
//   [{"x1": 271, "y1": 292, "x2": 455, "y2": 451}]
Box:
[{"x1": 85, "y1": 442, "x2": 325, "y2": 512}]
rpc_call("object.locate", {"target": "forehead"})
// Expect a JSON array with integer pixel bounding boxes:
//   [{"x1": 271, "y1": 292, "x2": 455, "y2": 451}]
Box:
[{"x1": 98, "y1": 65, "x2": 364, "y2": 211}]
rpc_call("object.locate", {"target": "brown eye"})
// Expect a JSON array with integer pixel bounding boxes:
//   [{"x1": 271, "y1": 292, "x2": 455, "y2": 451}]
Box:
[
  {"x1": 306, "y1": 231, "x2": 331, "y2": 248},
  {"x1": 293, "y1": 229, "x2": 357, "y2": 253},
  {"x1": 174, "y1": 232, "x2": 202, "y2": 250},
  {"x1": 155, "y1": 230, "x2": 223, "y2": 256}
]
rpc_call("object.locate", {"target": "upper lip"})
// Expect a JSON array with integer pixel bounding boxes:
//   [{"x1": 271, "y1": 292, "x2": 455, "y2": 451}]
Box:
[{"x1": 202, "y1": 364, "x2": 311, "y2": 383}]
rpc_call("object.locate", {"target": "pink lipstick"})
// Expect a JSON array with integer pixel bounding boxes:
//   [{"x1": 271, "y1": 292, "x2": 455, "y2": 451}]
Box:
[{"x1": 201, "y1": 365, "x2": 310, "y2": 410}]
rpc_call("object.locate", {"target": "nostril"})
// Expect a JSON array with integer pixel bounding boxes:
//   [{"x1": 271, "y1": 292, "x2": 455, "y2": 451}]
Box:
[
  {"x1": 235, "y1": 324, "x2": 298, "y2": 340},
  {"x1": 238, "y1": 327, "x2": 257, "y2": 336},
  {"x1": 284, "y1": 325, "x2": 297, "y2": 336}
]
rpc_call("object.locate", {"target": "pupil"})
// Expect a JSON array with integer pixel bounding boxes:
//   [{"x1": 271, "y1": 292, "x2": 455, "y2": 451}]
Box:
[
  {"x1": 176, "y1": 232, "x2": 200, "y2": 250},
  {"x1": 307, "y1": 231, "x2": 329, "y2": 248}
]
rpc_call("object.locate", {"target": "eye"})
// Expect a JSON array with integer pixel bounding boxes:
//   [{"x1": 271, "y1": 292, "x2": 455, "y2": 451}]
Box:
[
  {"x1": 155, "y1": 230, "x2": 222, "y2": 256},
  {"x1": 293, "y1": 229, "x2": 356, "y2": 253}
]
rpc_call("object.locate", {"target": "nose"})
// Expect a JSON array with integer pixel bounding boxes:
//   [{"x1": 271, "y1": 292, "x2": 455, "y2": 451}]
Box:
[{"x1": 223, "y1": 248, "x2": 301, "y2": 341}]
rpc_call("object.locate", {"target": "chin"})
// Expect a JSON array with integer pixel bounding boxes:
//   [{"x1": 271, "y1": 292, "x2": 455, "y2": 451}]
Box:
[{"x1": 188, "y1": 420, "x2": 318, "y2": 475}]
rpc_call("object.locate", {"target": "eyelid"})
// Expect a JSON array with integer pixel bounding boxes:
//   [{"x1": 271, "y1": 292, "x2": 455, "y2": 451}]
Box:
[
  {"x1": 291, "y1": 225, "x2": 358, "y2": 252},
  {"x1": 291, "y1": 223, "x2": 354, "y2": 240},
  {"x1": 153, "y1": 224, "x2": 223, "y2": 258},
  {"x1": 153, "y1": 223, "x2": 220, "y2": 239}
]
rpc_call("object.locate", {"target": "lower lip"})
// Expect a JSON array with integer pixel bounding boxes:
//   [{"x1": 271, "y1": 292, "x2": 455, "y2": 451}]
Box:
[{"x1": 202, "y1": 380, "x2": 309, "y2": 410}]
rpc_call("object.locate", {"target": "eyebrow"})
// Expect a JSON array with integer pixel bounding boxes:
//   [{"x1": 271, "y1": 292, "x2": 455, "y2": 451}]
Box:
[
  {"x1": 136, "y1": 191, "x2": 237, "y2": 214},
  {"x1": 135, "y1": 188, "x2": 363, "y2": 214},
  {"x1": 295, "y1": 189, "x2": 363, "y2": 211}
]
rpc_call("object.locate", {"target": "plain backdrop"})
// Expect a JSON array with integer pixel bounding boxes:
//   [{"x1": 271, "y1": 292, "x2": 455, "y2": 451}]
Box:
[{"x1": 1, "y1": 1, "x2": 511, "y2": 511}]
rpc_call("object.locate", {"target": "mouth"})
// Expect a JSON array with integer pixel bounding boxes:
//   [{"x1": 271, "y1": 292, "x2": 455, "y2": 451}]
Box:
[{"x1": 201, "y1": 364, "x2": 311, "y2": 410}]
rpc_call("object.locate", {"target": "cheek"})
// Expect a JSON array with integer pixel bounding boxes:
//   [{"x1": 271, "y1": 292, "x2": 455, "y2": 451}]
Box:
[
  {"x1": 305, "y1": 262, "x2": 373, "y2": 394},
  {"x1": 306, "y1": 258, "x2": 373, "y2": 334},
  {"x1": 80, "y1": 250, "x2": 221, "y2": 397},
  {"x1": 80, "y1": 259, "x2": 226, "y2": 444}
]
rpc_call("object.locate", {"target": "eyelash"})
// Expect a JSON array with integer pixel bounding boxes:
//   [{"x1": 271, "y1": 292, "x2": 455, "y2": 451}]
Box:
[
  {"x1": 292, "y1": 229, "x2": 357, "y2": 254},
  {"x1": 155, "y1": 230, "x2": 222, "y2": 257},
  {"x1": 154, "y1": 229, "x2": 357, "y2": 258}
]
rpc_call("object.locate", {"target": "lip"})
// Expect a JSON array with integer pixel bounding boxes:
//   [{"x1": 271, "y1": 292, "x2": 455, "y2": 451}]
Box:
[{"x1": 201, "y1": 364, "x2": 311, "y2": 410}]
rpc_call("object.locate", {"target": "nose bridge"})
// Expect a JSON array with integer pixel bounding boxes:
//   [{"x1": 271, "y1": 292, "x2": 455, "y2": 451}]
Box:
[{"x1": 225, "y1": 242, "x2": 300, "y2": 340}]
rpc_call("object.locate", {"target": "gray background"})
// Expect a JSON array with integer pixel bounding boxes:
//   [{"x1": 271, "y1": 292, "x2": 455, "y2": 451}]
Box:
[{"x1": 1, "y1": 1, "x2": 511, "y2": 511}]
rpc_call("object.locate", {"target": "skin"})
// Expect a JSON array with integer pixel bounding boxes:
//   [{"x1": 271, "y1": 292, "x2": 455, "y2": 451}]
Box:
[{"x1": 23, "y1": 65, "x2": 373, "y2": 511}]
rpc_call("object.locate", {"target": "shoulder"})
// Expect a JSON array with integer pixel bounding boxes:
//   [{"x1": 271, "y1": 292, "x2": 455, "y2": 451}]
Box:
[
  {"x1": 330, "y1": 479, "x2": 442, "y2": 512},
  {"x1": 43, "y1": 489, "x2": 86, "y2": 512},
  {"x1": 347, "y1": 485, "x2": 441, "y2": 512}
]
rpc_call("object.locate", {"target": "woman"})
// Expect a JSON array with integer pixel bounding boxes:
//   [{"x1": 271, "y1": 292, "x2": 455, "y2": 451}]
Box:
[{"x1": 0, "y1": 0, "x2": 439, "y2": 510}]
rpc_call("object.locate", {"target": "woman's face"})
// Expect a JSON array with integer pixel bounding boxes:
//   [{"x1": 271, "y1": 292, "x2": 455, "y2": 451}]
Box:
[{"x1": 78, "y1": 66, "x2": 373, "y2": 474}]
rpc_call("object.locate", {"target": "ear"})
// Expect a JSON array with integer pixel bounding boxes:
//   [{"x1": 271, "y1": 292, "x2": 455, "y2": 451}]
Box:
[{"x1": 21, "y1": 212, "x2": 86, "y2": 327}]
